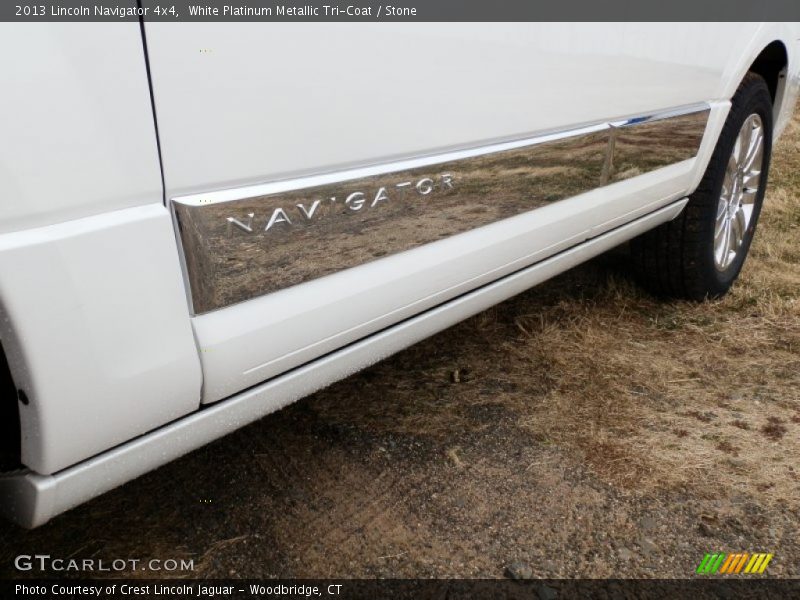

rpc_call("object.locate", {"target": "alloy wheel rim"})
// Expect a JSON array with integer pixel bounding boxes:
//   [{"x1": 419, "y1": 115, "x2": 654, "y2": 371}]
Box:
[{"x1": 714, "y1": 113, "x2": 764, "y2": 271}]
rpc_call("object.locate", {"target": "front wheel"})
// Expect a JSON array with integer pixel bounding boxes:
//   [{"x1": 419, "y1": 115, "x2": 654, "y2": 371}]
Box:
[{"x1": 631, "y1": 72, "x2": 773, "y2": 300}]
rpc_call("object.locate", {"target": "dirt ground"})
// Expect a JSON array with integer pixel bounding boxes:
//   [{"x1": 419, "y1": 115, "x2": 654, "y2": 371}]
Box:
[{"x1": 1, "y1": 111, "x2": 799, "y2": 580}]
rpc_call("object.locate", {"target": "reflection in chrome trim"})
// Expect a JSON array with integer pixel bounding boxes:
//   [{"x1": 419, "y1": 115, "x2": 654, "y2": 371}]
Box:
[{"x1": 172, "y1": 105, "x2": 709, "y2": 314}]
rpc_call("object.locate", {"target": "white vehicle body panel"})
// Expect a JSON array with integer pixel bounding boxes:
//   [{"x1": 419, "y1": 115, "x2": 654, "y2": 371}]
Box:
[
  {"x1": 0, "y1": 23, "x2": 163, "y2": 233},
  {"x1": 0, "y1": 21, "x2": 798, "y2": 525},
  {"x1": 0, "y1": 23, "x2": 203, "y2": 475},
  {"x1": 0, "y1": 206, "x2": 202, "y2": 474}
]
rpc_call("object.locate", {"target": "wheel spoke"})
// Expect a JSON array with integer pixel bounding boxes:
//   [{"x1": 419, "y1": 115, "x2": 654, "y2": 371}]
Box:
[
  {"x1": 743, "y1": 168, "x2": 761, "y2": 189},
  {"x1": 731, "y1": 135, "x2": 743, "y2": 168},
  {"x1": 715, "y1": 208, "x2": 727, "y2": 239},
  {"x1": 732, "y1": 208, "x2": 746, "y2": 252},
  {"x1": 740, "y1": 187, "x2": 758, "y2": 206},
  {"x1": 743, "y1": 129, "x2": 764, "y2": 172},
  {"x1": 741, "y1": 200, "x2": 755, "y2": 223},
  {"x1": 716, "y1": 197, "x2": 728, "y2": 220},
  {"x1": 722, "y1": 160, "x2": 736, "y2": 198},
  {"x1": 737, "y1": 120, "x2": 753, "y2": 164},
  {"x1": 717, "y1": 219, "x2": 731, "y2": 267}
]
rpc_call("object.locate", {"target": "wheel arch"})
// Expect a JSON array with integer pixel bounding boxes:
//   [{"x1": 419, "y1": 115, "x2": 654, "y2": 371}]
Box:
[
  {"x1": 747, "y1": 40, "x2": 788, "y2": 106},
  {"x1": 726, "y1": 27, "x2": 798, "y2": 141},
  {"x1": 0, "y1": 337, "x2": 23, "y2": 473}
]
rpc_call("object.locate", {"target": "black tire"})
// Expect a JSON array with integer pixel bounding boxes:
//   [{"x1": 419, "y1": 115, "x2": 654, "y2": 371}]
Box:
[{"x1": 630, "y1": 72, "x2": 773, "y2": 300}]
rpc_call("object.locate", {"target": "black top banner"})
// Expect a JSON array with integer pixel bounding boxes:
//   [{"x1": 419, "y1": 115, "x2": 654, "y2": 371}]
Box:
[{"x1": 2, "y1": 0, "x2": 800, "y2": 22}]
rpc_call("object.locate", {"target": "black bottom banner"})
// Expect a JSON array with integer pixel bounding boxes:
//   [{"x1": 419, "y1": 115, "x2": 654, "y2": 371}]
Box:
[{"x1": 5, "y1": 579, "x2": 800, "y2": 600}]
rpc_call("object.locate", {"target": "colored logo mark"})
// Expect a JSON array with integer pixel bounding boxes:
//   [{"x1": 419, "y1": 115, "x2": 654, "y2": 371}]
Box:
[{"x1": 696, "y1": 552, "x2": 773, "y2": 575}]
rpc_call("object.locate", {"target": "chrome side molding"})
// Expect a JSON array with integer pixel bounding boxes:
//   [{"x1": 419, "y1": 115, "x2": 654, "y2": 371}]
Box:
[{"x1": 171, "y1": 104, "x2": 709, "y2": 314}]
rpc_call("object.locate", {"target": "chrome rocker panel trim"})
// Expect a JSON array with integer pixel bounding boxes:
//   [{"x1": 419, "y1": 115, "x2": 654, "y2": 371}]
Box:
[
  {"x1": 172, "y1": 104, "x2": 709, "y2": 314},
  {"x1": 1, "y1": 198, "x2": 688, "y2": 528}
]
